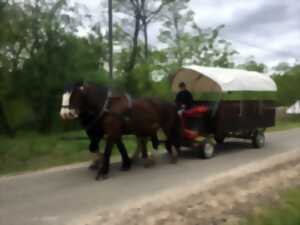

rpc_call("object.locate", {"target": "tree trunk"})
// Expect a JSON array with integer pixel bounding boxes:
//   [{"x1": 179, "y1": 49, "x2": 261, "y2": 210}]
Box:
[
  {"x1": 125, "y1": 12, "x2": 141, "y2": 74},
  {"x1": 141, "y1": 1, "x2": 149, "y2": 61},
  {"x1": 173, "y1": 14, "x2": 183, "y2": 67},
  {"x1": 142, "y1": 18, "x2": 149, "y2": 60},
  {"x1": 0, "y1": 101, "x2": 15, "y2": 137}
]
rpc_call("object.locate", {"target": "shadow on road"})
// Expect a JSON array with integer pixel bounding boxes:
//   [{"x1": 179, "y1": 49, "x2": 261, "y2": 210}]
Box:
[
  {"x1": 179, "y1": 139, "x2": 255, "y2": 160},
  {"x1": 62, "y1": 140, "x2": 264, "y2": 181}
]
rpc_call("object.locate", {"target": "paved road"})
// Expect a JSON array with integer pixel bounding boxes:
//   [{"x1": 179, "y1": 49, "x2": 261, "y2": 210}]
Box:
[{"x1": 1, "y1": 129, "x2": 300, "y2": 225}]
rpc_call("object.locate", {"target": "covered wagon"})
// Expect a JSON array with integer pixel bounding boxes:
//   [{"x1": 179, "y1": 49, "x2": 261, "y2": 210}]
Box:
[{"x1": 172, "y1": 65, "x2": 277, "y2": 158}]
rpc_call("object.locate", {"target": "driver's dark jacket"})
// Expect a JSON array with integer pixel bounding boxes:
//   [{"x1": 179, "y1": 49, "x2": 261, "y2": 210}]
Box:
[{"x1": 175, "y1": 90, "x2": 194, "y2": 109}]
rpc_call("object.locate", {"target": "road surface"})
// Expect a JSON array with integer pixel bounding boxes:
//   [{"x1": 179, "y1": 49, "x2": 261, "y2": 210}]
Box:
[{"x1": 1, "y1": 129, "x2": 300, "y2": 225}]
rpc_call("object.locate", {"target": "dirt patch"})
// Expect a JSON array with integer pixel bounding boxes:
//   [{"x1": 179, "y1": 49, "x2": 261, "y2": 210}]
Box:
[{"x1": 78, "y1": 150, "x2": 300, "y2": 225}]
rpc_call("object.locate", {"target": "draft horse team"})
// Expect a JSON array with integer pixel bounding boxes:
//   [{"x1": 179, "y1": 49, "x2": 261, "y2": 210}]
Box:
[
  {"x1": 60, "y1": 66, "x2": 277, "y2": 180},
  {"x1": 60, "y1": 82, "x2": 182, "y2": 180}
]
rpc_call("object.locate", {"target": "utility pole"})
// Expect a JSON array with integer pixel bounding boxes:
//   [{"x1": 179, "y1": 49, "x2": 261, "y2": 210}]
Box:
[{"x1": 108, "y1": 0, "x2": 113, "y2": 80}]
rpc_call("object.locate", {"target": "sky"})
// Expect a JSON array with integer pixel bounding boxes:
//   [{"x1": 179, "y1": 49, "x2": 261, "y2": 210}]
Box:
[{"x1": 73, "y1": 0, "x2": 300, "y2": 68}]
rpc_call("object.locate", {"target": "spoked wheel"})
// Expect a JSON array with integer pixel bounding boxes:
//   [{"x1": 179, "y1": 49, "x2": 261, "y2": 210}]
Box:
[
  {"x1": 198, "y1": 138, "x2": 215, "y2": 159},
  {"x1": 252, "y1": 131, "x2": 265, "y2": 148}
]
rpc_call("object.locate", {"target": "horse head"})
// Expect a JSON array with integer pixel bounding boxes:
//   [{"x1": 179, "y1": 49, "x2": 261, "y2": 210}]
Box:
[
  {"x1": 60, "y1": 81, "x2": 108, "y2": 120},
  {"x1": 60, "y1": 81, "x2": 86, "y2": 120}
]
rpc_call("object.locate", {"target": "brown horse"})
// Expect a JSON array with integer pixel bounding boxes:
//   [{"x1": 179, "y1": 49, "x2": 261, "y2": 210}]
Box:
[{"x1": 60, "y1": 82, "x2": 182, "y2": 180}]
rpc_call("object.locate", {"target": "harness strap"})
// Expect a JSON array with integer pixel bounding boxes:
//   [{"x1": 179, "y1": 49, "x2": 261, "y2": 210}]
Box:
[
  {"x1": 100, "y1": 90, "x2": 112, "y2": 116},
  {"x1": 84, "y1": 90, "x2": 132, "y2": 131}
]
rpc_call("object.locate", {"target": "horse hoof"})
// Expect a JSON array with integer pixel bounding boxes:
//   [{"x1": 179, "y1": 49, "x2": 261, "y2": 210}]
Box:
[
  {"x1": 121, "y1": 162, "x2": 131, "y2": 171},
  {"x1": 89, "y1": 164, "x2": 98, "y2": 171},
  {"x1": 143, "y1": 159, "x2": 155, "y2": 168},
  {"x1": 121, "y1": 166, "x2": 131, "y2": 171},
  {"x1": 89, "y1": 160, "x2": 101, "y2": 171},
  {"x1": 131, "y1": 156, "x2": 139, "y2": 164},
  {"x1": 170, "y1": 157, "x2": 178, "y2": 164},
  {"x1": 95, "y1": 174, "x2": 108, "y2": 180}
]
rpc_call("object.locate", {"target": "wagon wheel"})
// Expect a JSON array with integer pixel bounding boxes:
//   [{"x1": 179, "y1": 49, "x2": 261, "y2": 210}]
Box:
[
  {"x1": 252, "y1": 130, "x2": 265, "y2": 148},
  {"x1": 198, "y1": 138, "x2": 215, "y2": 159}
]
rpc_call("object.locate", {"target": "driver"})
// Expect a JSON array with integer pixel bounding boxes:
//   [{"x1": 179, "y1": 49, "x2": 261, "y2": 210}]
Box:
[{"x1": 175, "y1": 82, "x2": 194, "y2": 110}]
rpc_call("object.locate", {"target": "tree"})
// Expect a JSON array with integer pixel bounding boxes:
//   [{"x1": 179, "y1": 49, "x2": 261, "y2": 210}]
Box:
[
  {"x1": 272, "y1": 62, "x2": 291, "y2": 75},
  {"x1": 190, "y1": 24, "x2": 237, "y2": 68},
  {"x1": 111, "y1": 0, "x2": 143, "y2": 74},
  {"x1": 273, "y1": 64, "x2": 300, "y2": 106},
  {"x1": 0, "y1": 1, "x2": 27, "y2": 136},
  {"x1": 158, "y1": 0, "x2": 237, "y2": 74},
  {"x1": 0, "y1": 0, "x2": 108, "y2": 133},
  {"x1": 139, "y1": 0, "x2": 174, "y2": 60},
  {"x1": 237, "y1": 57, "x2": 267, "y2": 73},
  {"x1": 111, "y1": 0, "x2": 173, "y2": 74},
  {"x1": 158, "y1": 0, "x2": 193, "y2": 68}
]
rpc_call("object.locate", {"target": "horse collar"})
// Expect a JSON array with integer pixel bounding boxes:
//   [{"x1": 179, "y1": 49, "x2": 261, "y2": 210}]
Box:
[{"x1": 82, "y1": 89, "x2": 112, "y2": 131}]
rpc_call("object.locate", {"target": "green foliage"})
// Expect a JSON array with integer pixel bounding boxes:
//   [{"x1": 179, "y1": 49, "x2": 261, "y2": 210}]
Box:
[
  {"x1": 237, "y1": 57, "x2": 267, "y2": 73},
  {"x1": 272, "y1": 61, "x2": 292, "y2": 74},
  {"x1": 0, "y1": 0, "x2": 108, "y2": 133},
  {"x1": 268, "y1": 115, "x2": 300, "y2": 132},
  {"x1": 273, "y1": 65, "x2": 300, "y2": 106}
]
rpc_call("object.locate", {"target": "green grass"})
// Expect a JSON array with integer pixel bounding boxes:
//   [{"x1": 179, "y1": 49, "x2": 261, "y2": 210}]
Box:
[
  {"x1": 268, "y1": 115, "x2": 300, "y2": 132},
  {"x1": 0, "y1": 131, "x2": 137, "y2": 176},
  {"x1": 241, "y1": 188, "x2": 300, "y2": 225},
  {"x1": 0, "y1": 116, "x2": 300, "y2": 176}
]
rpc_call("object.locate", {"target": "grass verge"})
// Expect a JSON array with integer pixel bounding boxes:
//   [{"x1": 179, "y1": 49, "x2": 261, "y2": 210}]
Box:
[
  {"x1": 0, "y1": 130, "x2": 137, "y2": 176},
  {"x1": 241, "y1": 187, "x2": 300, "y2": 225},
  {"x1": 268, "y1": 115, "x2": 300, "y2": 132}
]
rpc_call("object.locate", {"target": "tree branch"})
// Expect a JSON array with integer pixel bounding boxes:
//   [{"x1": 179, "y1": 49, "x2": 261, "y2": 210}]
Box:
[{"x1": 146, "y1": 0, "x2": 175, "y2": 23}]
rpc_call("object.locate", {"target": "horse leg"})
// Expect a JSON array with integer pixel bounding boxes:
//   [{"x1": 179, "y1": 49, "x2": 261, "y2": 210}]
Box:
[
  {"x1": 87, "y1": 131, "x2": 104, "y2": 170},
  {"x1": 116, "y1": 139, "x2": 131, "y2": 171},
  {"x1": 89, "y1": 153, "x2": 102, "y2": 171},
  {"x1": 89, "y1": 143, "x2": 104, "y2": 170},
  {"x1": 96, "y1": 137, "x2": 114, "y2": 180},
  {"x1": 149, "y1": 134, "x2": 159, "y2": 161},
  {"x1": 151, "y1": 134, "x2": 159, "y2": 151},
  {"x1": 131, "y1": 137, "x2": 142, "y2": 163},
  {"x1": 164, "y1": 132, "x2": 178, "y2": 164},
  {"x1": 170, "y1": 111, "x2": 183, "y2": 157},
  {"x1": 140, "y1": 137, "x2": 155, "y2": 168}
]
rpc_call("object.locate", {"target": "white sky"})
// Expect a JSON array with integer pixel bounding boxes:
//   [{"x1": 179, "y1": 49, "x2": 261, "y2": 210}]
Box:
[{"x1": 72, "y1": 0, "x2": 300, "y2": 68}]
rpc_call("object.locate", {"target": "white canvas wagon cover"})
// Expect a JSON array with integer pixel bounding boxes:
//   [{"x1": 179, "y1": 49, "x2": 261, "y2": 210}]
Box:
[{"x1": 172, "y1": 65, "x2": 277, "y2": 93}]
